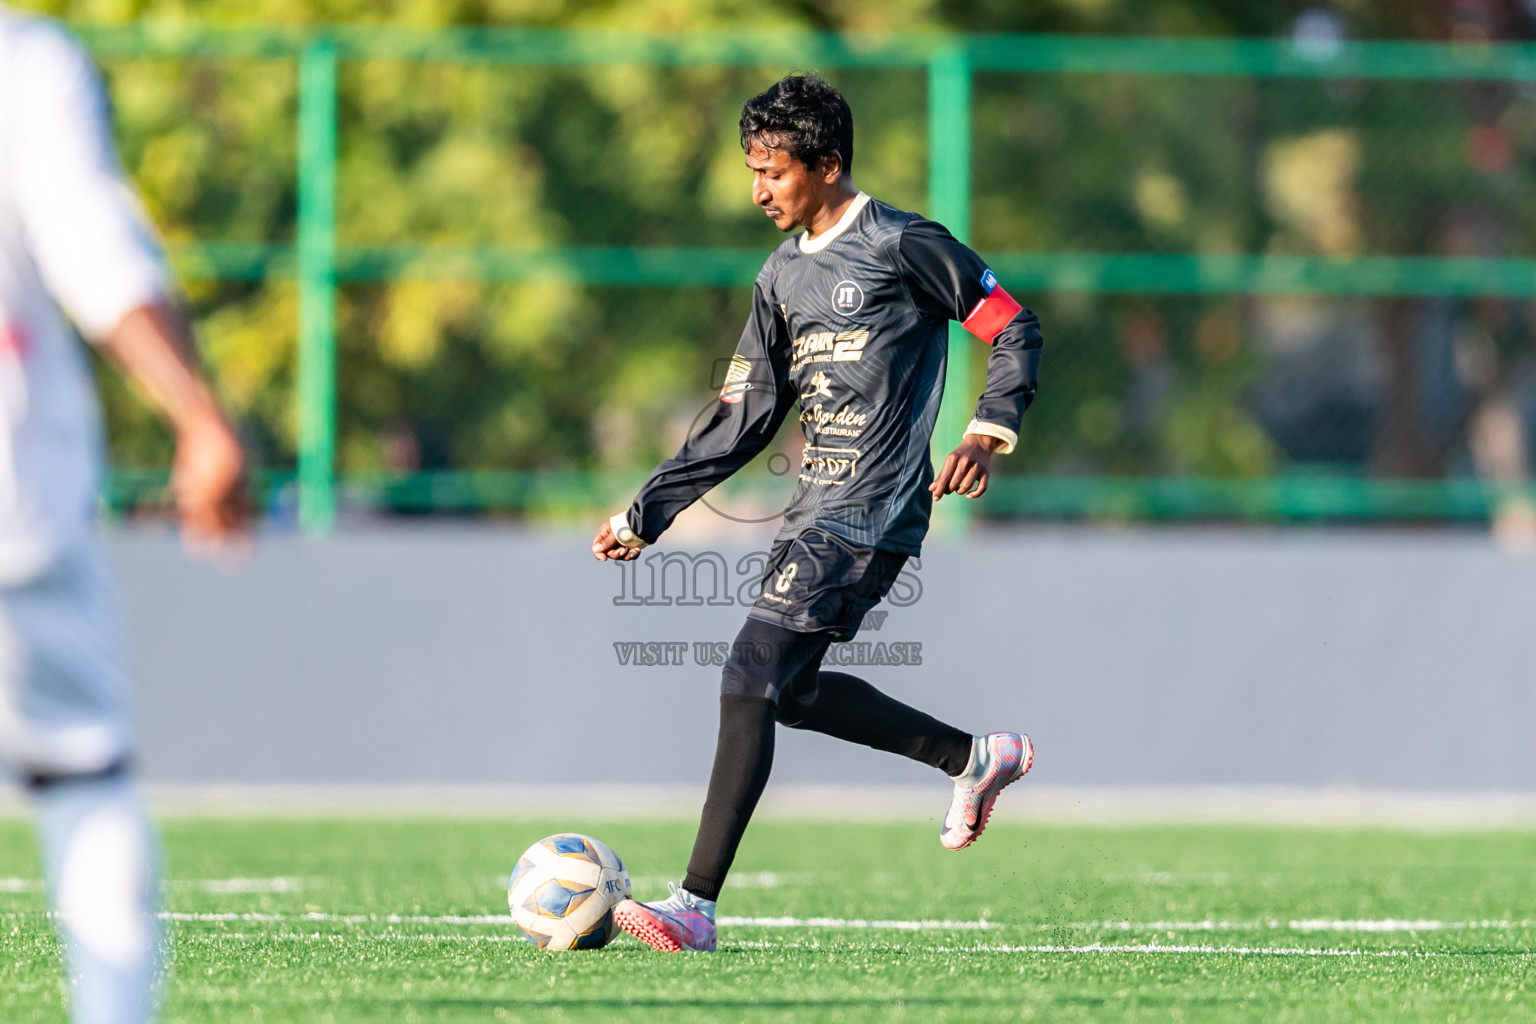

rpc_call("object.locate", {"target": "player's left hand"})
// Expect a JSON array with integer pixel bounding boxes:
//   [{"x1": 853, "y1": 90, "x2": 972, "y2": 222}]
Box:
[
  {"x1": 931, "y1": 434, "x2": 1001, "y2": 501},
  {"x1": 591, "y1": 521, "x2": 643, "y2": 562}
]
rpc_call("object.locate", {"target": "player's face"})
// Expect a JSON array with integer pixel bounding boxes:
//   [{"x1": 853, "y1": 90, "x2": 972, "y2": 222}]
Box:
[{"x1": 746, "y1": 144, "x2": 823, "y2": 232}]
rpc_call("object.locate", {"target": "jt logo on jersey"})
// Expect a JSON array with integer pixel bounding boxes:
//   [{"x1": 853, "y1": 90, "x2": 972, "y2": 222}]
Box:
[{"x1": 831, "y1": 280, "x2": 864, "y2": 316}]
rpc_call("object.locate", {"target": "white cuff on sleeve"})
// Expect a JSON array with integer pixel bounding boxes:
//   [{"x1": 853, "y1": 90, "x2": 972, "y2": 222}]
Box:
[
  {"x1": 964, "y1": 419, "x2": 1018, "y2": 455},
  {"x1": 609, "y1": 512, "x2": 647, "y2": 549}
]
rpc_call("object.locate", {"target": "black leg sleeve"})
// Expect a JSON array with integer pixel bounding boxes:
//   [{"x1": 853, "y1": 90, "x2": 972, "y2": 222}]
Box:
[
  {"x1": 777, "y1": 671, "x2": 972, "y2": 777},
  {"x1": 682, "y1": 694, "x2": 776, "y2": 903}
]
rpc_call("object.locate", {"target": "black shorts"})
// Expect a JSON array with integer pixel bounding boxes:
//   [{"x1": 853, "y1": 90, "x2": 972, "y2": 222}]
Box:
[{"x1": 746, "y1": 528, "x2": 908, "y2": 640}]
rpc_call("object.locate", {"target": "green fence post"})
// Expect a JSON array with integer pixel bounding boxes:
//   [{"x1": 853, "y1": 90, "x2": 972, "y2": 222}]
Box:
[
  {"x1": 928, "y1": 44, "x2": 974, "y2": 533},
  {"x1": 298, "y1": 40, "x2": 339, "y2": 534}
]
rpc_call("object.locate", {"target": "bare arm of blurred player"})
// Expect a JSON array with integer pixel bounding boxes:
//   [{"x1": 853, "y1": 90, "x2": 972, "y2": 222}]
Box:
[
  {"x1": 9, "y1": 19, "x2": 248, "y2": 550},
  {"x1": 94, "y1": 303, "x2": 249, "y2": 547}
]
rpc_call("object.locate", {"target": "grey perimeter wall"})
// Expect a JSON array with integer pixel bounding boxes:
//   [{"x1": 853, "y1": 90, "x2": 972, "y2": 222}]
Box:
[{"x1": 105, "y1": 523, "x2": 1536, "y2": 790}]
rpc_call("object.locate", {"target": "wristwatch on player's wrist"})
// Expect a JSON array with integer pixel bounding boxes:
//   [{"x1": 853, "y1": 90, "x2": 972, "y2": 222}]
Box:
[{"x1": 608, "y1": 512, "x2": 647, "y2": 549}]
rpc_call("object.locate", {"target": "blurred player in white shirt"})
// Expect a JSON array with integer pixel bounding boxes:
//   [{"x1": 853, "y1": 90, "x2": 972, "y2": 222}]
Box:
[{"x1": 0, "y1": 7, "x2": 248, "y2": 1022}]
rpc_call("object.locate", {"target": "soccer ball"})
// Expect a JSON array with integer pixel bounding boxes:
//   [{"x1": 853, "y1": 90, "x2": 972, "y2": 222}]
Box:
[{"x1": 508, "y1": 833, "x2": 631, "y2": 950}]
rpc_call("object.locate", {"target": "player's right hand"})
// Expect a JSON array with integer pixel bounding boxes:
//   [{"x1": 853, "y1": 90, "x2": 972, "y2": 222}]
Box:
[
  {"x1": 173, "y1": 413, "x2": 251, "y2": 551},
  {"x1": 592, "y1": 521, "x2": 642, "y2": 562}
]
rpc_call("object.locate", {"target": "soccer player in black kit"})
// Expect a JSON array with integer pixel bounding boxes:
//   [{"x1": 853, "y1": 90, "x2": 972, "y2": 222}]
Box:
[{"x1": 591, "y1": 74, "x2": 1043, "y2": 953}]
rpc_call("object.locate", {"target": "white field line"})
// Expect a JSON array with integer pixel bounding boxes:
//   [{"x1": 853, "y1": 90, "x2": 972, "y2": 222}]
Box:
[
  {"x1": 162, "y1": 912, "x2": 517, "y2": 925},
  {"x1": 155, "y1": 912, "x2": 1536, "y2": 934},
  {"x1": 181, "y1": 932, "x2": 529, "y2": 943},
  {"x1": 2, "y1": 872, "x2": 1520, "y2": 937},
  {"x1": 0, "y1": 878, "x2": 304, "y2": 895},
  {"x1": 162, "y1": 933, "x2": 1499, "y2": 959},
  {"x1": 944, "y1": 944, "x2": 1454, "y2": 958},
  {"x1": 1065, "y1": 921, "x2": 1266, "y2": 932},
  {"x1": 628, "y1": 871, "x2": 797, "y2": 891},
  {"x1": 1290, "y1": 919, "x2": 1532, "y2": 932},
  {"x1": 172, "y1": 878, "x2": 303, "y2": 894},
  {"x1": 720, "y1": 916, "x2": 998, "y2": 931},
  {"x1": 492, "y1": 871, "x2": 802, "y2": 892},
  {"x1": 159, "y1": 911, "x2": 996, "y2": 931},
  {"x1": 174, "y1": 934, "x2": 828, "y2": 949},
  {"x1": 1068, "y1": 920, "x2": 1535, "y2": 933}
]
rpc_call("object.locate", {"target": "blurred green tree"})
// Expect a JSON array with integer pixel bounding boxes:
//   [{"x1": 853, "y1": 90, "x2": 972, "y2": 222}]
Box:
[{"x1": 11, "y1": 0, "x2": 1536, "y2": 510}]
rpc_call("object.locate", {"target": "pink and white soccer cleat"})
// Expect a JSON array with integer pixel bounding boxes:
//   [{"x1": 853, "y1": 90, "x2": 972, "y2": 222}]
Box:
[
  {"x1": 941, "y1": 732, "x2": 1033, "y2": 851},
  {"x1": 613, "y1": 883, "x2": 718, "y2": 952}
]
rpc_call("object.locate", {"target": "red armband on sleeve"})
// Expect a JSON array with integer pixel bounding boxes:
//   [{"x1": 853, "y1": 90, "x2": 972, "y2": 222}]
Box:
[{"x1": 962, "y1": 271, "x2": 1023, "y2": 345}]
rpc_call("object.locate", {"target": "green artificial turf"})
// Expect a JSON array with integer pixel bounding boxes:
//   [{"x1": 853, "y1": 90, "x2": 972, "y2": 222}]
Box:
[{"x1": 0, "y1": 817, "x2": 1533, "y2": 1022}]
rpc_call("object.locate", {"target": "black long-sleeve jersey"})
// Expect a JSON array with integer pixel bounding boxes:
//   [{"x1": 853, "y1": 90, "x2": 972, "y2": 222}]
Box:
[{"x1": 619, "y1": 193, "x2": 1043, "y2": 556}]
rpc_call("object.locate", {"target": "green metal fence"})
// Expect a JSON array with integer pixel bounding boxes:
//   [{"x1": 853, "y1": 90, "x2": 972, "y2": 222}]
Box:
[{"x1": 79, "y1": 27, "x2": 1536, "y2": 532}]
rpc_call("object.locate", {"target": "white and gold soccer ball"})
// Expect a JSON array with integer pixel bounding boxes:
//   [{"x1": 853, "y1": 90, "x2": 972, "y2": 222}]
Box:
[{"x1": 508, "y1": 833, "x2": 632, "y2": 950}]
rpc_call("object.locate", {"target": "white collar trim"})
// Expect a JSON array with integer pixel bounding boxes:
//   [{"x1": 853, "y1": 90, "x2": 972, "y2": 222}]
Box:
[{"x1": 798, "y1": 192, "x2": 871, "y2": 254}]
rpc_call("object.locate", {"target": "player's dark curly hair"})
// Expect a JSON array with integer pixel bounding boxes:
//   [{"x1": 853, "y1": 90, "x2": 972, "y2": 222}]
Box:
[{"x1": 739, "y1": 73, "x2": 854, "y2": 178}]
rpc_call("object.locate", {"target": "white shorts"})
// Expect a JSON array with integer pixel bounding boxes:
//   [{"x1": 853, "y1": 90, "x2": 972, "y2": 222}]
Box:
[{"x1": 0, "y1": 540, "x2": 131, "y2": 780}]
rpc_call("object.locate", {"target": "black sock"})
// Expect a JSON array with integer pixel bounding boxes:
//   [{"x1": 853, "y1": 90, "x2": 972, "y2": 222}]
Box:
[
  {"x1": 682, "y1": 694, "x2": 776, "y2": 903},
  {"x1": 778, "y1": 671, "x2": 972, "y2": 776}
]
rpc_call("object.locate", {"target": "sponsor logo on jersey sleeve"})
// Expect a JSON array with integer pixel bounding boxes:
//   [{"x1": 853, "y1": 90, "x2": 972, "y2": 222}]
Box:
[
  {"x1": 718, "y1": 354, "x2": 753, "y2": 404},
  {"x1": 963, "y1": 270, "x2": 1023, "y2": 345}
]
